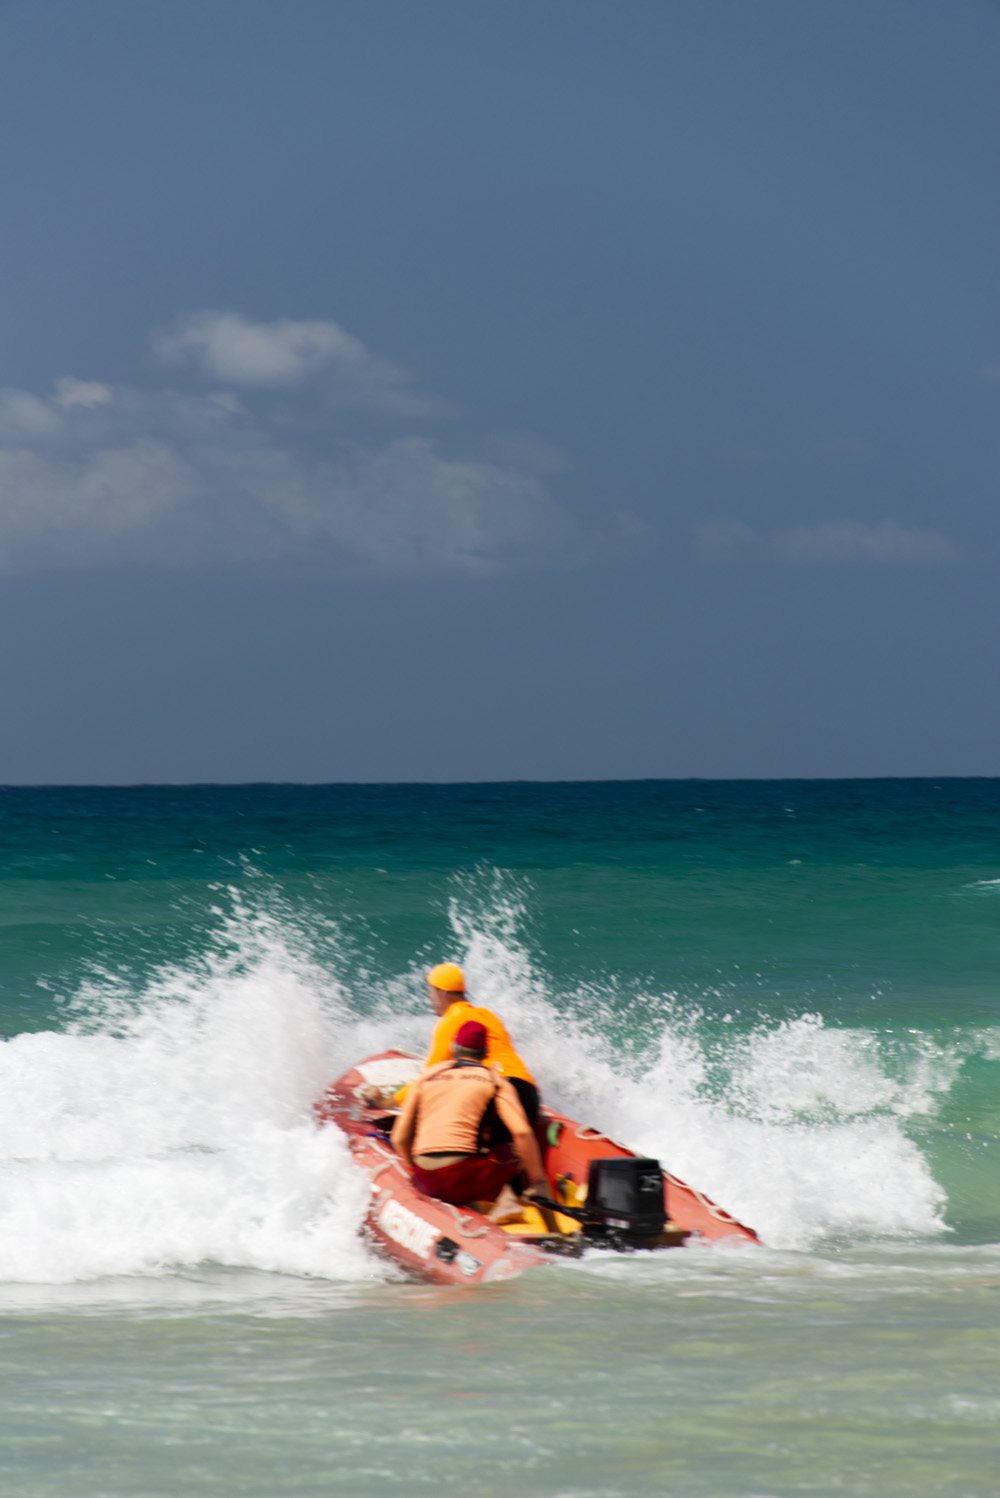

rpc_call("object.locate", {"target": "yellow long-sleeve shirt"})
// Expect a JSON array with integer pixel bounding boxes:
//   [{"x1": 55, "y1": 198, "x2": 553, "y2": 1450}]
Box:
[{"x1": 425, "y1": 999, "x2": 535, "y2": 1085}]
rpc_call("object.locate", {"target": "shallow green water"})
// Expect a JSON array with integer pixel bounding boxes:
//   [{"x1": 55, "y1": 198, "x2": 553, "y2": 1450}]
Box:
[
  {"x1": 1, "y1": 781, "x2": 998, "y2": 1494},
  {"x1": 2, "y1": 1255, "x2": 998, "y2": 1498}
]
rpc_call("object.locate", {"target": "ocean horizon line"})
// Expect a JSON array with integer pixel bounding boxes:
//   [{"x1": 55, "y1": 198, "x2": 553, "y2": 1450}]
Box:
[{"x1": 1, "y1": 773, "x2": 999, "y2": 791}]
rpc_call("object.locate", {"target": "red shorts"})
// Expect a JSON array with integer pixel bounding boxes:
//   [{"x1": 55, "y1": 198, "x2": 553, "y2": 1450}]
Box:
[{"x1": 410, "y1": 1146, "x2": 518, "y2": 1207}]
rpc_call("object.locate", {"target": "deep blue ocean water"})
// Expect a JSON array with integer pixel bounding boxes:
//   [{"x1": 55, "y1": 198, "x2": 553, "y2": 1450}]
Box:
[{"x1": 1, "y1": 780, "x2": 998, "y2": 1495}]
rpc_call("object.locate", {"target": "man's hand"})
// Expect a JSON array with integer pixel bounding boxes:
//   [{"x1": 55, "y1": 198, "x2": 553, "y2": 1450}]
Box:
[
  {"x1": 520, "y1": 1180, "x2": 551, "y2": 1203},
  {"x1": 359, "y1": 1085, "x2": 394, "y2": 1110}
]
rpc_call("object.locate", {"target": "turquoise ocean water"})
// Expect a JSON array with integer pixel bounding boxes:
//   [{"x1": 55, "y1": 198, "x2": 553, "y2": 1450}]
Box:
[{"x1": 1, "y1": 780, "x2": 998, "y2": 1496}]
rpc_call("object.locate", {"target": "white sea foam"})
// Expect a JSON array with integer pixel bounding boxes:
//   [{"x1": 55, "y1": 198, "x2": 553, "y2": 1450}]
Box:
[
  {"x1": 445, "y1": 874, "x2": 951, "y2": 1250},
  {"x1": 0, "y1": 897, "x2": 377, "y2": 1284},
  {"x1": 0, "y1": 875, "x2": 958, "y2": 1286}
]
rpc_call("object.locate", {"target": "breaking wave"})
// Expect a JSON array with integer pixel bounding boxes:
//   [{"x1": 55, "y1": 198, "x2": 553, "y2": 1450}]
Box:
[{"x1": 0, "y1": 871, "x2": 981, "y2": 1287}]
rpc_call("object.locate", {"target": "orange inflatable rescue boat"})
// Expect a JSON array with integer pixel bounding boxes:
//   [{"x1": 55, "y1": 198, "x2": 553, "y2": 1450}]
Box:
[{"x1": 315, "y1": 1051, "x2": 758, "y2": 1286}]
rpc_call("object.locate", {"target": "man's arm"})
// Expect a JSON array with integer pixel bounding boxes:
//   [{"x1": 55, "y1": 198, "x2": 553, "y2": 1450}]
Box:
[
  {"x1": 494, "y1": 1078, "x2": 546, "y2": 1186},
  {"x1": 390, "y1": 1080, "x2": 422, "y2": 1167}
]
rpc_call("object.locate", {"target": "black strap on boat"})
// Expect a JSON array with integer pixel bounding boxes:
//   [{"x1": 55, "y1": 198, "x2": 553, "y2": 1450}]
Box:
[
  {"x1": 445, "y1": 1060, "x2": 501, "y2": 1154},
  {"x1": 477, "y1": 1074, "x2": 502, "y2": 1155}
]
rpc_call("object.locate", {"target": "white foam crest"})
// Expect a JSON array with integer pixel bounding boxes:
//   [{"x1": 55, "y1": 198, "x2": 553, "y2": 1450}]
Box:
[
  {"x1": 446, "y1": 870, "x2": 613, "y2": 1091},
  {"x1": 975, "y1": 1027, "x2": 1000, "y2": 1063},
  {"x1": 726, "y1": 1014, "x2": 961, "y2": 1124},
  {"x1": 443, "y1": 877, "x2": 952, "y2": 1250},
  {"x1": 0, "y1": 894, "x2": 379, "y2": 1284},
  {"x1": 0, "y1": 872, "x2": 964, "y2": 1284}
]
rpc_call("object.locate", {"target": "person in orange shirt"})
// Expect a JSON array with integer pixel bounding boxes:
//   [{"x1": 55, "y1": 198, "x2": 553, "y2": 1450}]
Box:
[
  {"x1": 422, "y1": 962, "x2": 540, "y2": 1124},
  {"x1": 391, "y1": 1019, "x2": 547, "y2": 1208}
]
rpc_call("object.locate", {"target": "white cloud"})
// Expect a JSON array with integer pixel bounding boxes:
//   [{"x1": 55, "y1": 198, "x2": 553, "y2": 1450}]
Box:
[
  {"x1": 0, "y1": 389, "x2": 63, "y2": 439},
  {"x1": 151, "y1": 309, "x2": 437, "y2": 415},
  {"x1": 208, "y1": 391, "x2": 247, "y2": 415},
  {"x1": 0, "y1": 319, "x2": 583, "y2": 574},
  {"x1": 153, "y1": 310, "x2": 360, "y2": 384},
  {"x1": 0, "y1": 439, "x2": 196, "y2": 568},
  {"x1": 298, "y1": 437, "x2": 575, "y2": 573},
  {"x1": 53, "y1": 377, "x2": 113, "y2": 410},
  {"x1": 697, "y1": 520, "x2": 956, "y2": 565},
  {"x1": 772, "y1": 520, "x2": 955, "y2": 565}
]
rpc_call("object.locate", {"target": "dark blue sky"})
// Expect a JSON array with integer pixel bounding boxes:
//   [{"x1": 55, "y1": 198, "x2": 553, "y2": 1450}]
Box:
[{"x1": 1, "y1": 0, "x2": 998, "y2": 781}]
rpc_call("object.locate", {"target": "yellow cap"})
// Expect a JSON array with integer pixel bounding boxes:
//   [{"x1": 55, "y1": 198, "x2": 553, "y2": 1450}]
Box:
[{"x1": 426, "y1": 962, "x2": 465, "y2": 992}]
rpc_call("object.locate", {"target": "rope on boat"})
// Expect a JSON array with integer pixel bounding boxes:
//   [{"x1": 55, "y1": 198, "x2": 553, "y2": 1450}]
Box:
[
  {"x1": 573, "y1": 1122, "x2": 628, "y2": 1148},
  {"x1": 367, "y1": 1144, "x2": 408, "y2": 1186},
  {"x1": 447, "y1": 1204, "x2": 491, "y2": 1239},
  {"x1": 369, "y1": 1158, "x2": 403, "y2": 1186},
  {"x1": 662, "y1": 1169, "x2": 742, "y2": 1226}
]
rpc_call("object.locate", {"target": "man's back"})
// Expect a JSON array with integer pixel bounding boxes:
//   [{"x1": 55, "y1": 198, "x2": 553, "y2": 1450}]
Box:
[
  {"x1": 392, "y1": 1026, "x2": 547, "y2": 1209},
  {"x1": 425, "y1": 1000, "x2": 535, "y2": 1085},
  {"x1": 407, "y1": 1059, "x2": 502, "y2": 1156}
]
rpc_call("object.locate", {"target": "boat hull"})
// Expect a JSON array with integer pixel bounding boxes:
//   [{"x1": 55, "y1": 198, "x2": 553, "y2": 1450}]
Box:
[{"x1": 315, "y1": 1051, "x2": 758, "y2": 1285}]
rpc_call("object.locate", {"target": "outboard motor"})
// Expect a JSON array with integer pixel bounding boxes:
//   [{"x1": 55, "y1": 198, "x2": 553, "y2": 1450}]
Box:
[{"x1": 585, "y1": 1157, "x2": 667, "y2": 1242}]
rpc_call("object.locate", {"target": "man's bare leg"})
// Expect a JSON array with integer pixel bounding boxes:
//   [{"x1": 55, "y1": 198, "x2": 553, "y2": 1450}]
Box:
[{"x1": 486, "y1": 1184, "x2": 524, "y2": 1223}]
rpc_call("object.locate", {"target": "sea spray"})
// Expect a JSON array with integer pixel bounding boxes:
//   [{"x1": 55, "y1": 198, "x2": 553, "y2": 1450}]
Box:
[
  {"x1": 0, "y1": 853, "x2": 985, "y2": 1285},
  {"x1": 440, "y1": 872, "x2": 953, "y2": 1248},
  {"x1": 0, "y1": 895, "x2": 376, "y2": 1283}
]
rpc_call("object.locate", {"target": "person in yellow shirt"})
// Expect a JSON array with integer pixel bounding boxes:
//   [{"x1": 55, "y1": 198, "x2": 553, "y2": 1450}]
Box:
[
  {"x1": 423, "y1": 962, "x2": 540, "y2": 1124},
  {"x1": 391, "y1": 1019, "x2": 547, "y2": 1207}
]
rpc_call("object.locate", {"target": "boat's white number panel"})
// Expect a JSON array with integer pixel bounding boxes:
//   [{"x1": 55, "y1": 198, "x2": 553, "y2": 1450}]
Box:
[{"x1": 378, "y1": 1198, "x2": 439, "y2": 1260}]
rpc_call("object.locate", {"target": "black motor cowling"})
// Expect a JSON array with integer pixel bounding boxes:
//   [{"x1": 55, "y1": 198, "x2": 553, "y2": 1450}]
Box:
[{"x1": 585, "y1": 1157, "x2": 667, "y2": 1240}]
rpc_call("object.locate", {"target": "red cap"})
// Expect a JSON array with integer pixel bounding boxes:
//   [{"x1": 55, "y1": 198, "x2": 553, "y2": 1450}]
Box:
[{"x1": 454, "y1": 1020, "x2": 487, "y2": 1052}]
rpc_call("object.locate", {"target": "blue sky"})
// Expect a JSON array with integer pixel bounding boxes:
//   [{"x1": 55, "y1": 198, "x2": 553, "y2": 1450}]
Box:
[{"x1": 1, "y1": 0, "x2": 998, "y2": 781}]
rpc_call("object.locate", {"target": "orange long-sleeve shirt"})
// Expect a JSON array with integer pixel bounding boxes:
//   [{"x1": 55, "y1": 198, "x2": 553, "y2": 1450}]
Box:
[{"x1": 424, "y1": 999, "x2": 535, "y2": 1085}]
